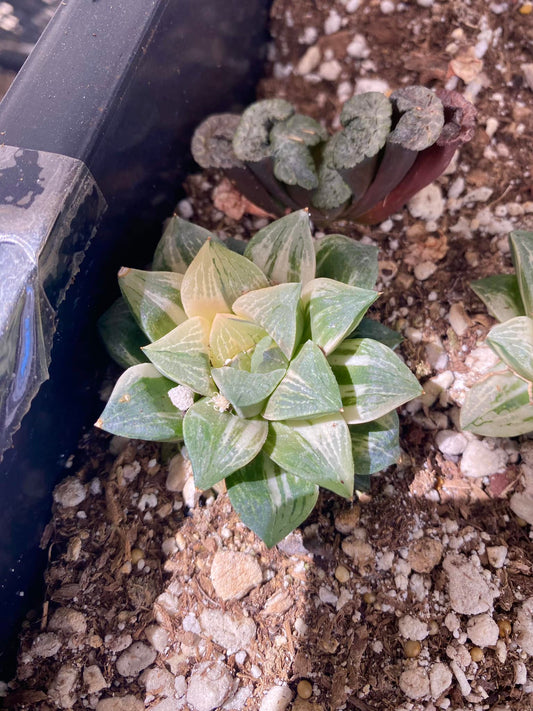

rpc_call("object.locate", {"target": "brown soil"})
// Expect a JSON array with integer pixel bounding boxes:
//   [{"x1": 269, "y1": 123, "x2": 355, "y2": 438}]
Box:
[{"x1": 5, "y1": 1, "x2": 533, "y2": 710}]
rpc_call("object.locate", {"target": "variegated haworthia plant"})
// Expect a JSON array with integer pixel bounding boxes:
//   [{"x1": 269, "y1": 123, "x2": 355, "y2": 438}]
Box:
[
  {"x1": 96, "y1": 210, "x2": 421, "y2": 546},
  {"x1": 461, "y1": 230, "x2": 533, "y2": 438},
  {"x1": 191, "y1": 87, "x2": 476, "y2": 226}
]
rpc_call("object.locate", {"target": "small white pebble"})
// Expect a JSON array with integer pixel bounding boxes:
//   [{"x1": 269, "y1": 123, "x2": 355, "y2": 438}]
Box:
[{"x1": 324, "y1": 10, "x2": 342, "y2": 35}]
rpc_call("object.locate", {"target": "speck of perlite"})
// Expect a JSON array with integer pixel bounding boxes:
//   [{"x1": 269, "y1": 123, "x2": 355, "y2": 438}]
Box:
[
  {"x1": 515, "y1": 597, "x2": 533, "y2": 656},
  {"x1": 116, "y1": 642, "x2": 156, "y2": 677},
  {"x1": 443, "y1": 553, "x2": 499, "y2": 615},
  {"x1": 210, "y1": 550, "x2": 263, "y2": 601},
  {"x1": 186, "y1": 661, "x2": 235, "y2": 711},
  {"x1": 466, "y1": 613, "x2": 499, "y2": 647},
  {"x1": 399, "y1": 667, "x2": 430, "y2": 699},
  {"x1": 53, "y1": 477, "x2": 87, "y2": 508},
  {"x1": 398, "y1": 615, "x2": 429, "y2": 641},
  {"x1": 408, "y1": 184, "x2": 444, "y2": 222},
  {"x1": 429, "y1": 662, "x2": 452, "y2": 699},
  {"x1": 259, "y1": 684, "x2": 293, "y2": 711}
]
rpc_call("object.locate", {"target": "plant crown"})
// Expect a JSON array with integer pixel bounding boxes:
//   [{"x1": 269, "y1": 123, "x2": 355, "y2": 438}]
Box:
[
  {"x1": 191, "y1": 87, "x2": 476, "y2": 226},
  {"x1": 97, "y1": 210, "x2": 421, "y2": 546}
]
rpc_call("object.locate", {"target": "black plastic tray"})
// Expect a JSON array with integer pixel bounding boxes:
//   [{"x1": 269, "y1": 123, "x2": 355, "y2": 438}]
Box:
[{"x1": 0, "y1": 0, "x2": 269, "y2": 673}]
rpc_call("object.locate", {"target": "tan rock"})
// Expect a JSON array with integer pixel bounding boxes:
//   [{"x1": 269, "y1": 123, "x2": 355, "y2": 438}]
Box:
[
  {"x1": 408, "y1": 537, "x2": 443, "y2": 573},
  {"x1": 210, "y1": 550, "x2": 262, "y2": 601},
  {"x1": 96, "y1": 695, "x2": 144, "y2": 711}
]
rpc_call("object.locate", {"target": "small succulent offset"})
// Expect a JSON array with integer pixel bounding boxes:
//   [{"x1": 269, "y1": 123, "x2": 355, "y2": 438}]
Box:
[
  {"x1": 461, "y1": 230, "x2": 533, "y2": 437},
  {"x1": 191, "y1": 87, "x2": 475, "y2": 225},
  {"x1": 96, "y1": 210, "x2": 421, "y2": 546}
]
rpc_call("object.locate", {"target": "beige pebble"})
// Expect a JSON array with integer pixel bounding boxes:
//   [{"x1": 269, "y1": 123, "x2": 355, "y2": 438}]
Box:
[
  {"x1": 408, "y1": 537, "x2": 443, "y2": 574},
  {"x1": 210, "y1": 550, "x2": 262, "y2": 601},
  {"x1": 335, "y1": 565, "x2": 350, "y2": 583},
  {"x1": 334, "y1": 506, "x2": 360, "y2": 534},
  {"x1": 83, "y1": 665, "x2": 108, "y2": 694}
]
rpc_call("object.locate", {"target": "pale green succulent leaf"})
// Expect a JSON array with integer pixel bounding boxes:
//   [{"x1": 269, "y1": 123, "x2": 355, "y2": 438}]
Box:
[
  {"x1": 471, "y1": 274, "x2": 525, "y2": 323},
  {"x1": 460, "y1": 363, "x2": 533, "y2": 437},
  {"x1": 250, "y1": 336, "x2": 289, "y2": 374},
  {"x1": 118, "y1": 268, "x2": 186, "y2": 342},
  {"x1": 329, "y1": 338, "x2": 422, "y2": 423},
  {"x1": 142, "y1": 316, "x2": 215, "y2": 395},
  {"x1": 350, "y1": 410, "x2": 400, "y2": 479},
  {"x1": 209, "y1": 313, "x2": 268, "y2": 368},
  {"x1": 264, "y1": 414, "x2": 354, "y2": 498},
  {"x1": 232, "y1": 283, "x2": 303, "y2": 359},
  {"x1": 227, "y1": 453, "x2": 319, "y2": 548},
  {"x1": 486, "y1": 316, "x2": 533, "y2": 382},
  {"x1": 98, "y1": 297, "x2": 149, "y2": 369},
  {"x1": 352, "y1": 318, "x2": 402, "y2": 350},
  {"x1": 211, "y1": 366, "x2": 286, "y2": 418},
  {"x1": 509, "y1": 230, "x2": 533, "y2": 317},
  {"x1": 263, "y1": 341, "x2": 342, "y2": 420},
  {"x1": 96, "y1": 364, "x2": 184, "y2": 442},
  {"x1": 180, "y1": 239, "x2": 268, "y2": 322},
  {"x1": 183, "y1": 397, "x2": 268, "y2": 489},
  {"x1": 301, "y1": 277, "x2": 378, "y2": 355},
  {"x1": 315, "y1": 233, "x2": 379, "y2": 289},
  {"x1": 244, "y1": 209, "x2": 315, "y2": 285},
  {"x1": 152, "y1": 216, "x2": 217, "y2": 273}
]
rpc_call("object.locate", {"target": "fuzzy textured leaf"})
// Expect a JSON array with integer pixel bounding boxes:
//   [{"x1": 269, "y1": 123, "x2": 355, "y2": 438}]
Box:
[
  {"x1": 227, "y1": 452, "x2": 318, "y2": 548},
  {"x1": 301, "y1": 277, "x2": 378, "y2": 355},
  {"x1": 263, "y1": 341, "x2": 342, "y2": 420},
  {"x1": 98, "y1": 298, "x2": 149, "y2": 369},
  {"x1": 152, "y1": 216, "x2": 217, "y2": 273},
  {"x1": 233, "y1": 98, "x2": 294, "y2": 162},
  {"x1": 334, "y1": 91, "x2": 392, "y2": 168},
  {"x1": 486, "y1": 316, "x2": 533, "y2": 382},
  {"x1": 315, "y1": 234, "x2": 379, "y2": 290},
  {"x1": 232, "y1": 283, "x2": 303, "y2": 360},
  {"x1": 270, "y1": 114, "x2": 327, "y2": 190},
  {"x1": 244, "y1": 210, "x2": 315, "y2": 285},
  {"x1": 329, "y1": 338, "x2": 422, "y2": 423},
  {"x1": 471, "y1": 274, "x2": 525, "y2": 323},
  {"x1": 183, "y1": 397, "x2": 268, "y2": 489},
  {"x1": 181, "y1": 239, "x2": 268, "y2": 321},
  {"x1": 264, "y1": 414, "x2": 354, "y2": 498},
  {"x1": 460, "y1": 364, "x2": 533, "y2": 437},
  {"x1": 142, "y1": 316, "x2": 215, "y2": 395},
  {"x1": 118, "y1": 268, "x2": 186, "y2": 342},
  {"x1": 96, "y1": 364, "x2": 184, "y2": 441}
]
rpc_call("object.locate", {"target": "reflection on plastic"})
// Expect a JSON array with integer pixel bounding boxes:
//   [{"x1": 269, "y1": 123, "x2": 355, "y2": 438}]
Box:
[{"x1": 0, "y1": 145, "x2": 106, "y2": 460}]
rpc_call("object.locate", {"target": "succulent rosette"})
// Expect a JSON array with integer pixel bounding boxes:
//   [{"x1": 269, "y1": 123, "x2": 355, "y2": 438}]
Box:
[{"x1": 97, "y1": 210, "x2": 421, "y2": 545}]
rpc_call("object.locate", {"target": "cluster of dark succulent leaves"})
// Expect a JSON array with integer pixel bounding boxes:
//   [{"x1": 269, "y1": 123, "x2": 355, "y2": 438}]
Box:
[{"x1": 191, "y1": 86, "x2": 476, "y2": 225}]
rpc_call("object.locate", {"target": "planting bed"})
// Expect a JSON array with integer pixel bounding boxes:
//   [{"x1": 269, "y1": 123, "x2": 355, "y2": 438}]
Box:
[{"x1": 4, "y1": 1, "x2": 533, "y2": 710}]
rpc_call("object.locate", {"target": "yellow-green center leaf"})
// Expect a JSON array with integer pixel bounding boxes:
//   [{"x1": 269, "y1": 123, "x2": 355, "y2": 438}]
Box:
[
  {"x1": 232, "y1": 283, "x2": 303, "y2": 359},
  {"x1": 211, "y1": 366, "x2": 286, "y2": 418},
  {"x1": 264, "y1": 414, "x2": 354, "y2": 498},
  {"x1": 152, "y1": 216, "x2": 216, "y2": 273},
  {"x1": 209, "y1": 313, "x2": 267, "y2": 368},
  {"x1": 118, "y1": 268, "x2": 186, "y2": 341},
  {"x1": 183, "y1": 397, "x2": 268, "y2": 490},
  {"x1": 180, "y1": 239, "x2": 268, "y2": 322},
  {"x1": 301, "y1": 277, "x2": 378, "y2": 355},
  {"x1": 328, "y1": 338, "x2": 422, "y2": 423},
  {"x1": 460, "y1": 364, "x2": 533, "y2": 437},
  {"x1": 486, "y1": 316, "x2": 533, "y2": 382},
  {"x1": 244, "y1": 209, "x2": 316, "y2": 285},
  {"x1": 142, "y1": 316, "x2": 215, "y2": 396},
  {"x1": 227, "y1": 452, "x2": 319, "y2": 548},
  {"x1": 263, "y1": 340, "x2": 342, "y2": 420},
  {"x1": 95, "y1": 364, "x2": 184, "y2": 441}
]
